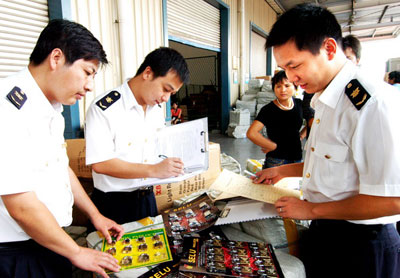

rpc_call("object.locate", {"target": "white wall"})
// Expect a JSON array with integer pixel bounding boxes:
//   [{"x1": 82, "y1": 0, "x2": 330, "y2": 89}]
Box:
[{"x1": 360, "y1": 36, "x2": 400, "y2": 81}]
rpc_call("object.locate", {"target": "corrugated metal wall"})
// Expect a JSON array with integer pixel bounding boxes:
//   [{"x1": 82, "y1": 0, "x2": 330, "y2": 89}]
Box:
[
  {"x1": 167, "y1": 0, "x2": 220, "y2": 50},
  {"x1": 70, "y1": 0, "x2": 276, "y2": 118},
  {"x1": 70, "y1": 0, "x2": 164, "y2": 124},
  {"x1": 0, "y1": 0, "x2": 48, "y2": 79}
]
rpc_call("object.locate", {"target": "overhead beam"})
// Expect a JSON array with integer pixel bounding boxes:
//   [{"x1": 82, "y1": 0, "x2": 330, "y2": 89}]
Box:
[
  {"x1": 265, "y1": 0, "x2": 284, "y2": 14},
  {"x1": 330, "y1": 0, "x2": 400, "y2": 15},
  {"x1": 372, "y1": 5, "x2": 389, "y2": 37},
  {"x1": 342, "y1": 20, "x2": 400, "y2": 32}
]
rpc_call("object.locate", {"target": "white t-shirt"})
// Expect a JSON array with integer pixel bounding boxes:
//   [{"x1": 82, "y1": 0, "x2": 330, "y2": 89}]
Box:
[
  {"x1": 303, "y1": 61, "x2": 400, "y2": 225},
  {"x1": 0, "y1": 68, "x2": 73, "y2": 242},
  {"x1": 85, "y1": 80, "x2": 165, "y2": 193}
]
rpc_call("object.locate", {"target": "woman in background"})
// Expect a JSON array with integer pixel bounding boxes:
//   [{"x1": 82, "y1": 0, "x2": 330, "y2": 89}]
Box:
[
  {"x1": 247, "y1": 70, "x2": 303, "y2": 169},
  {"x1": 171, "y1": 101, "x2": 182, "y2": 124}
]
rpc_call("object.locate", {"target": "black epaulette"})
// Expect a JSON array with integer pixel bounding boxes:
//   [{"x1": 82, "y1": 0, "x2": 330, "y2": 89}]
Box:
[
  {"x1": 345, "y1": 79, "x2": 371, "y2": 110},
  {"x1": 96, "y1": 90, "x2": 121, "y2": 111},
  {"x1": 6, "y1": 86, "x2": 27, "y2": 109}
]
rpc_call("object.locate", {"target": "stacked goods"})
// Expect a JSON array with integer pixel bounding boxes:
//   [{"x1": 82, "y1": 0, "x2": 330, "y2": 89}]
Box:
[
  {"x1": 256, "y1": 80, "x2": 275, "y2": 116},
  {"x1": 246, "y1": 79, "x2": 264, "y2": 95},
  {"x1": 236, "y1": 78, "x2": 275, "y2": 123},
  {"x1": 227, "y1": 109, "x2": 251, "y2": 139}
]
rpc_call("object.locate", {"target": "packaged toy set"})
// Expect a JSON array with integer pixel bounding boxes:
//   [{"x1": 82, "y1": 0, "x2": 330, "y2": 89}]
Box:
[
  {"x1": 101, "y1": 228, "x2": 173, "y2": 271},
  {"x1": 100, "y1": 194, "x2": 285, "y2": 277}
]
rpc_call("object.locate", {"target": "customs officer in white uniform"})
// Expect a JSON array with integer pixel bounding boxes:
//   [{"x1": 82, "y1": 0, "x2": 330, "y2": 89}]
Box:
[
  {"x1": 85, "y1": 47, "x2": 189, "y2": 225},
  {"x1": 0, "y1": 20, "x2": 124, "y2": 278},
  {"x1": 255, "y1": 4, "x2": 400, "y2": 278}
]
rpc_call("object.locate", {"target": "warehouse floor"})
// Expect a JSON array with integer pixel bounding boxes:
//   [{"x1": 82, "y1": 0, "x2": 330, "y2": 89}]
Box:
[{"x1": 209, "y1": 132, "x2": 265, "y2": 171}]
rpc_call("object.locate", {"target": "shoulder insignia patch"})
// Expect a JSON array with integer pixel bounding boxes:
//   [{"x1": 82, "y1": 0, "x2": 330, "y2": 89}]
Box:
[
  {"x1": 345, "y1": 79, "x2": 370, "y2": 111},
  {"x1": 96, "y1": 91, "x2": 121, "y2": 111},
  {"x1": 6, "y1": 86, "x2": 27, "y2": 109}
]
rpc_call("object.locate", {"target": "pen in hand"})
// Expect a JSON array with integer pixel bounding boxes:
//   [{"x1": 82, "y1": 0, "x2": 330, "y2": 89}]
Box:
[
  {"x1": 244, "y1": 170, "x2": 258, "y2": 180},
  {"x1": 158, "y1": 154, "x2": 187, "y2": 174}
]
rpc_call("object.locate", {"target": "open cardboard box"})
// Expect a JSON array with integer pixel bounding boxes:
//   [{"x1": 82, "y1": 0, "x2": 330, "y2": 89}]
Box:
[{"x1": 66, "y1": 139, "x2": 221, "y2": 224}]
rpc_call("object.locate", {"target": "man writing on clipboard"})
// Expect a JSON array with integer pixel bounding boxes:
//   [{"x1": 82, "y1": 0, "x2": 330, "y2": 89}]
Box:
[{"x1": 85, "y1": 47, "x2": 190, "y2": 226}]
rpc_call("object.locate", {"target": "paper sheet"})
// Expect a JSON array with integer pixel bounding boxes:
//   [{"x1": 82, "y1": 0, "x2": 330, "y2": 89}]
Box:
[
  {"x1": 136, "y1": 118, "x2": 208, "y2": 187},
  {"x1": 209, "y1": 169, "x2": 301, "y2": 204},
  {"x1": 215, "y1": 198, "x2": 278, "y2": 225}
]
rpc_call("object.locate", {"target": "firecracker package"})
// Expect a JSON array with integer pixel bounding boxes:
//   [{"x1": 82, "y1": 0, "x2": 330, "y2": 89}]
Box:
[
  {"x1": 101, "y1": 228, "x2": 173, "y2": 272},
  {"x1": 179, "y1": 237, "x2": 284, "y2": 278},
  {"x1": 162, "y1": 194, "x2": 220, "y2": 255},
  {"x1": 138, "y1": 258, "x2": 181, "y2": 278},
  {"x1": 162, "y1": 194, "x2": 220, "y2": 237},
  {"x1": 178, "y1": 272, "x2": 224, "y2": 278}
]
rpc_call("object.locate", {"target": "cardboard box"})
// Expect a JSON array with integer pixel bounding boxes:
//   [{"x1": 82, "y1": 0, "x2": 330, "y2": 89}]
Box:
[
  {"x1": 66, "y1": 139, "x2": 92, "y2": 178},
  {"x1": 66, "y1": 139, "x2": 222, "y2": 212},
  {"x1": 154, "y1": 142, "x2": 221, "y2": 211},
  {"x1": 255, "y1": 75, "x2": 272, "y2": 80}
]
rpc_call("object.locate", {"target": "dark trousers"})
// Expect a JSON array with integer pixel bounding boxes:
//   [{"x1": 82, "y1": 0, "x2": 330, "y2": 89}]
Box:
[
  {"x1": 90, "y1": 187, "x2": 158, "y2": 228},
  {"x1": 0, "y1": 239, "x2": 72, "y2": 278},
  {"x1": 262, "y1": 156, "x2": 302, "y2": 169},
  {"x1": 300, "y1": 219, "x2": 400, "y2": 278}
]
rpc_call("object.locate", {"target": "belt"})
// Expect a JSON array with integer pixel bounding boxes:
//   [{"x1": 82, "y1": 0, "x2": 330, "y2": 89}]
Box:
[
  {"x1": 137, "y1": 186, "x2": 153, "y2": 196},
  {"x1": 0, "y1": 239, "x2": 36, "y2": 251},
  {"x1": 93, "y1": 186, "x2": 154, "y2": 198}
]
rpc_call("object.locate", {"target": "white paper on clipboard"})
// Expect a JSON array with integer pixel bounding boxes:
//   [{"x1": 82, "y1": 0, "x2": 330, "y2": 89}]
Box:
[{"x1": 137, "y1": 117, "x2": 209, "y2": 187}]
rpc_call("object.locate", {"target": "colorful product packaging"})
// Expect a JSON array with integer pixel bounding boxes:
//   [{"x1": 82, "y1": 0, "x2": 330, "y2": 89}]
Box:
[{"x1": 101, "y1": 228, "x2": 173, "y2": 272}]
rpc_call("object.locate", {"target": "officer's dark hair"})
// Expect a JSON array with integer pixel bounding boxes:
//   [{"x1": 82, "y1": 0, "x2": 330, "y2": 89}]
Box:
[
  {"x1": 389, "y1": 71, "x2": 400, "y2": 83},
  {"x1": 135, "y1": 47, "x2": 190, "y2": 84},
  {"x1": 266, "y1": 3, "x2": 342, "y2": 55},
  {"x1": 30, "y1": 19, "x2": 108, "y2": 66},
  {"x1": 271, "y1": 70, "x2": 298, "y2": 91},
  {"x1": 342, "y1": 35, "x2": 362, "y2": 60}
]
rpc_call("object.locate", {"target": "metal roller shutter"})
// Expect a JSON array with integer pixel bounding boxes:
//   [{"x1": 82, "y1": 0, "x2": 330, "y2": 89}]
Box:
[
  {"x1": 167, "y1": 0, "x2": 220, "y2": 50},
  {"x1": 0, "y1": 0, "x2": 48, "y2": 79}
]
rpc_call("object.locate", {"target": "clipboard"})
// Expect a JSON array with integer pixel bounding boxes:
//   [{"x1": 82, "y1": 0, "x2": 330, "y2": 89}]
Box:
[{"x1": 137, "y1": 117, "x2": 209, "y2": 187}]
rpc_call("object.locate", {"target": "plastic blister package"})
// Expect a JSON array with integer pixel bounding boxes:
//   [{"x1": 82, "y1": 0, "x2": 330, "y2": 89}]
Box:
[
  {"x1": 101, "y1": 228, "x2": 173, "y2": 272},
  {"x1": 162, "y1": 194, "x2": 220, "y2": 237}
]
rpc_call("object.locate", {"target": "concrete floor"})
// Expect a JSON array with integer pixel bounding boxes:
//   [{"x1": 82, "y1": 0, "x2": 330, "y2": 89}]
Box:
[{"x1": 209, "y1": 133, "x2": 265, "y2": 172}]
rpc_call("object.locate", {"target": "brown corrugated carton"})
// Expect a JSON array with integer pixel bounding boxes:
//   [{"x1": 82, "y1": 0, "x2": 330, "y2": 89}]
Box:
[
  {"x1": 66, "y1": 139, "x2": 221, "y2": 213},
  {"x1": 66, "y1": 138, "x2": 92, "y2": 179},
  {"x1": 154, "y1": 142, "x2": 221, "y2": 211}
]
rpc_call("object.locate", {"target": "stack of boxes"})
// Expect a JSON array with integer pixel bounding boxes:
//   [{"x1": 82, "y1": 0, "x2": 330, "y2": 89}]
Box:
[
  {"x1": 227, "y1": 77, "x2": 275, "y2": 138},
  {"x1": 226, "y1": 108, "x2": 251, "y2": 138}
]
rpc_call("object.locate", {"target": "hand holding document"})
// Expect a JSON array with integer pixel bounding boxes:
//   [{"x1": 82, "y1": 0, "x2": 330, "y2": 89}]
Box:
[
  {"x1": 210, "y1": 169, "x2": 301, "y2": 204},
  {"x1": 138, "y1": 118, "x2": 209, "y2": 187}
]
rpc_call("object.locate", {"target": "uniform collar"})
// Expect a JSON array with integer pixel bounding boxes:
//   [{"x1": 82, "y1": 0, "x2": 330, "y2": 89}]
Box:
[
  {"x1": 318, "y1": 60, "x2": 357, "y2": 109},
  {"x1": 23, "y1": 67, "x2": 63, "y2": 115},
  {"x1": 122, "y1": 78, "x2": 140, "y2": 110},
  {"x1": 121, "y1": 78, "x2": 161, "y2": 113}
]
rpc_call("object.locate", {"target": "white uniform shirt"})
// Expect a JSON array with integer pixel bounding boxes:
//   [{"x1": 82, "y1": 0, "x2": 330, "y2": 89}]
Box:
[
  {"x1": 303, "y1": 61, "x2": 400, "y2": 225},
  {"x1": 85, "y1": 80, "x2": 165, "y2": 193},
  {"x1": 0, "y1": 68, "x2": 74, "y2": 242}
]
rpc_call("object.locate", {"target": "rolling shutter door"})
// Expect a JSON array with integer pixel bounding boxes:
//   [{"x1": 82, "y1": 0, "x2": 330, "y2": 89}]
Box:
[
  {"x1": 250, "y1": 30, "x2": 266, "y2": 78},
  {"x1": 167, "y1": 0, "x2": 220, "y2": 50},
  {"x1": 0, "y1": 0, "x2": 48, "y2": 79}
]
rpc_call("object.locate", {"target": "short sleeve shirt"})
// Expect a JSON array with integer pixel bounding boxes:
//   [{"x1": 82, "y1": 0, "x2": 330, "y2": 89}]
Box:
[
  {"x1": 303, "y1": 61, "x2": 400, "y2": 225},
  {"x1": 85, "y1": 80, "x2": 165, "y2": 192},
  {"x1": 0, "y1": 68, "x2": 74, "y2": 242}
]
